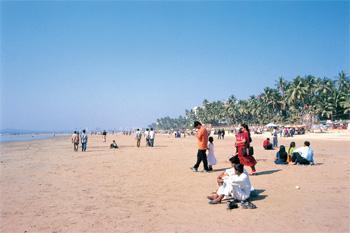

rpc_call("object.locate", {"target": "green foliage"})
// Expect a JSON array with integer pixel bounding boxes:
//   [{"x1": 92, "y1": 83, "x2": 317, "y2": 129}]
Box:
[{"x1": 151, "y1": 72, "x2": 350, "y2": 130}]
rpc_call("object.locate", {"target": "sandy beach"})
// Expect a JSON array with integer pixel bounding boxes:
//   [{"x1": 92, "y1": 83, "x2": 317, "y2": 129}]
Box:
[{"x1": 1, "y1": 133, "x2": 349, "y2": 233}]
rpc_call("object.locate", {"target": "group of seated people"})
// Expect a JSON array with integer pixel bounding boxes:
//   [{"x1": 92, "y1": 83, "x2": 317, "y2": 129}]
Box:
[
  {"x1": 207, "y1": 156, "x2": 254, "y2": 206},
  {"x1": 274, "y1": 141, "x2": 315, "y2": 165}
]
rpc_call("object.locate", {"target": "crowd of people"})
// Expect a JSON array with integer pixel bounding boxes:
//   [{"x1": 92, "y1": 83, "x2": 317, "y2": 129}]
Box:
[
  {"x1": 189, "y1": 120, "x2": 316, "y2": 209},
  {"x1": 71, "y1": 121, "x2": 315, "y2": 210}
]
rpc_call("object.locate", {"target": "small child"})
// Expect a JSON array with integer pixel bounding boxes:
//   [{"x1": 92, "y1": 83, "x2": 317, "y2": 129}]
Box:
[{"x1": 207, "y1": 137, "x2": 217, "y2": 171}]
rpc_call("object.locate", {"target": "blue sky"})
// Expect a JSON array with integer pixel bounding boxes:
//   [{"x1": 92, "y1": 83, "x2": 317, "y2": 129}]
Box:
[{"x1": 1, "y1": 1, "x2": 349, "y2": 131}]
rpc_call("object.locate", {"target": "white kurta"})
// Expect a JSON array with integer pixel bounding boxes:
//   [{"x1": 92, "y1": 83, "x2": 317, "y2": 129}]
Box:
[
  {"x1": 217, "y1": 172, "x2": 252, "y2": 201},
  {"x1": 207, "y1": 143, "x2": 217, "y2": 165}
]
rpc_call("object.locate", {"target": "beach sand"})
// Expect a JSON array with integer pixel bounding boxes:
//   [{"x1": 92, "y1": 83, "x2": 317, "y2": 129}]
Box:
[{"x1": 1, "y1": 133, "x2": 349, "y2": 233}]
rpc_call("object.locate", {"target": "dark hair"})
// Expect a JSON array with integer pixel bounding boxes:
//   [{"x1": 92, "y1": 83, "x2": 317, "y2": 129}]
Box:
[
  {"x1": 266, "y1": 138, "x2": 270, "y2": 140},
  {"x1": 290, "y1": 141, "x2": 296, "y2": 148},
  {"x1": 304, "y1": 141, "x2": 310, "y2": 147},
  {"x1": 193, "y1": 121, "x2": 202, "y2": 128},
  {"x1": 241, "y1": 123, "x2": 252, "y2": 143},
  {"x1": 241, "y1": 123, "x2": 249, "y2": 131},
  {"x1": 83, "y1": 130, "x2": 86, "y2": 133},
  {"x1": 234, "y1": 163, "x2": 244, "y2": 174},
  {"x1": 74, "y1": 131, "x2": 77, "y2": 134},
  {"x1": 229, "y1": 155, "x2": 240, "y2": 165},
  {"x1": 209, "y1": 136, "x2": 214, "y2": 142},
  {"x1": 279, "y1": 145, "x2": 286, "y2": 154},
  {"x1": 151, "y1": 128, "x2": 153, "y2": 130}
]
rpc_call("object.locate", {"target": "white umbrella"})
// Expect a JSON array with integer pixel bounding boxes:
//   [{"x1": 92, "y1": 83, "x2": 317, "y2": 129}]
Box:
[{"x1": 266, "y1": 123, "x2": 278, "y2": 128}]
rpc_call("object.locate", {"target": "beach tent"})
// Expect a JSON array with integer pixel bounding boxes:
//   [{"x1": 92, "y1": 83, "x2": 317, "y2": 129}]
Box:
[{"x1": 266, "y1": 123, "x2": 278, "y2": 128}]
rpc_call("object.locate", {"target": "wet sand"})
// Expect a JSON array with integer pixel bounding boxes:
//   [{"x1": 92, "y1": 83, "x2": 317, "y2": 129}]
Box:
[{"x1": 1, "y1": 133, "x2": 349, "y2": 233}]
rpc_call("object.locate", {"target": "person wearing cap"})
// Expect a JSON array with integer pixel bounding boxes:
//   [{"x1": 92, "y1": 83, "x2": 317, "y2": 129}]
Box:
[{"x1": 191, "y1": 121, "x2": 210, "y2": 172}]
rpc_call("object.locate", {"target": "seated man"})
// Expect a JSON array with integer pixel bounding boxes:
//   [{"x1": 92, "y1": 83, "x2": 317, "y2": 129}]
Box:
[
  {"x1": 110, "y1": 140, "x2": 119, "y2": 149},
  {"x1": 263, "y1": 138, "x2": 273, "y2": 150},
  {"x1": 207, "y1": 163, "x2": 252, "y2": 204},
  {"x1": 292, "y1": 141, "x2": 315, "y2": 165}
]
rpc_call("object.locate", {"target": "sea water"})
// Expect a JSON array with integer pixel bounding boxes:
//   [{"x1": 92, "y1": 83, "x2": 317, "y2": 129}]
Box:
[{"x1": 0, "y1": 134, "x2": 57, "y2": 143}]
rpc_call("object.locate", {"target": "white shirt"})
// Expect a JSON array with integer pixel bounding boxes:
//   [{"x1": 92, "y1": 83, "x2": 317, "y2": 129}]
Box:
[{"x1": 149, "y1": 130, "x2": 155, "y2": 139}]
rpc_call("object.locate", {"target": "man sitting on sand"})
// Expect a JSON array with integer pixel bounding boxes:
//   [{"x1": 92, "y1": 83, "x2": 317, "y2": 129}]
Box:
[
  {"x1": 110, "y1": 140, "x2": 119, "y2": 149},
  {"x1": 292, "y1": 141, "x2": 315, "y2": 165},
  {"x1": 263, "y1": 138, "x2": 273, "y2": 150},
  {"x1": 207, "y1": 163, "x2": 252, "y2": 204}
]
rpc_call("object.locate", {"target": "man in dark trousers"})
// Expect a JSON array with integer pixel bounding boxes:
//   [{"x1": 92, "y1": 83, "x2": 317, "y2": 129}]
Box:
[{"x1": 191, "y1": 121, "x2": 210, "y2": 172}]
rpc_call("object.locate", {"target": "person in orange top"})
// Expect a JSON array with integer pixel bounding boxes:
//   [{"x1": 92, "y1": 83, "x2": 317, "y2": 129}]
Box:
[{"x1": 191, "y1": 121, "x2": 210, "y2": 172}]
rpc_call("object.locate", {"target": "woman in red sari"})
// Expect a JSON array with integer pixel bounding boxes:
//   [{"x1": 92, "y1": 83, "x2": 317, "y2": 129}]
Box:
[{"x1": 235, "y1": 123, "x2": 257, "y2": 175}]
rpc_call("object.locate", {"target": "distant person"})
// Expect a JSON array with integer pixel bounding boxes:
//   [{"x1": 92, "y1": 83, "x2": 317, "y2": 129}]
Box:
[
  {"x1": 217, "y1": 129, "x2": 222, "y2": 139},
  {"x1": 207, "y1": 137, "x2": 217, "y2": 171},
  {"x1": 221, "y1": 129, "x2": 225, "y2": 139},
  {"x1": 145, "y1": 129, "x2": 150, "y2": 146},
  {"x1": 149, "y1": 128, "x2": 155, "y2": 147},
  {"x1": 292, "y1": 141, "x2": 315, "y2": 165},
  {"x1": 102, "y1": 130, "x2": 107, "y2": 142},
  {"x1": 71, "y1": 131, "x2": 79, "y2": 152},
  {"x1": 191, "y1": 121, "x2": 210, "y2": 172},
  {"x1": 287, "y1": 142, "x2": 296, "y2": 163},
  {"x1": 135, "y1": 129, "x2": 142, "y2": 147},
  {"x1": 274, "y1": 145, "x2": 288, "y2": 164},
  {"x1": 290, "y1": 128, "x2": 295, "y2": 137},
  {"x1": 263, "y1": 138, "x2": 273, "y2": 150},
  {"x1": 110, "y1": 140, "x2": 119, "y2": 149},
  {"x1": 81, "y1": 130, "x2": 88, "y2": 152},
  {"x1": 272, "y1": 127, "x2": 278, "y2": 148}
]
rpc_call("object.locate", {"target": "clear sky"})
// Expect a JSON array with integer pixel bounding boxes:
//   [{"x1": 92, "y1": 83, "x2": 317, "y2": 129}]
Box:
[{"x1": 1, "y1": 1, "x2": 349, "y2": 131}]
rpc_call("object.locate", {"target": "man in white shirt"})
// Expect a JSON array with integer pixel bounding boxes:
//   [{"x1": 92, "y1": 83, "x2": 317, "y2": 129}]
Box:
[
  {"x1": 149, "y1": 128, "x2": 155, "y2": 147},
  {"x1": 292, "y1": 141, "x2": 315, "y2": 165},
  {"x1": 144, "y1": 129, "x2": 150, "y2": 146},
  {"x1": 135, "y1": 129, "x2": 142, "y2": 147}
]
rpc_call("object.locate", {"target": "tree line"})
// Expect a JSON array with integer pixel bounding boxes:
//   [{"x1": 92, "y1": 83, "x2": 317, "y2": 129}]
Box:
[{"x1": 151, "y1": 72, "x2": 350, "y2": 130}]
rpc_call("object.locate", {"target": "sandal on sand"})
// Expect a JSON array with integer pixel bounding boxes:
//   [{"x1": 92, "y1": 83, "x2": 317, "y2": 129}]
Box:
[
  {"x1": 208, "y1": 200, "x2": 221, "y2": 205},
  {"x1": 241, "y1": 201, "x2": 257, "y2": 209},
  {"x1": 227, "y1": 201, "x2": 239, "y2": 210}
]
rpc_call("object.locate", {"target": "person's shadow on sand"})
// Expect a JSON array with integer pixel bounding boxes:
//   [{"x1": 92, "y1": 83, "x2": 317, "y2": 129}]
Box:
[
  {"x1": 249, "y1": 189, "x2": 267, "y2": 202},
  {"x1": 254, "y1": 169, "x2": 281, "y2": 176}
]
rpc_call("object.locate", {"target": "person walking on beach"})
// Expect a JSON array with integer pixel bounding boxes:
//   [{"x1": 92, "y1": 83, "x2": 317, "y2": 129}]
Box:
[
  {"x1": 191, "y1": 121, "x2": 210, "y2": 172},
  {"x1": 81, "y1": 130, "x2": 88, "y2": 152},
  {"x1": 71, "y1": 131, "x2": 79, "y2": 152},
  {"x1": 102, "y1": 130, "x2": 107, "y2": 142},
  {"x1": 145, "y1": 129, "x2": 150, "y2": 146},
  {"x1": 235, "y1": 124, "x2": 257, "y2": 175},
  {"x1": 149, "y1": 128, "x2": 155, "y2": 147},
  {"x1": 272, "y1": 127, "x2": 278, "y2": 148},
  {"x1": 135, "y1": 129, "x2": 142, "y2": 147}
]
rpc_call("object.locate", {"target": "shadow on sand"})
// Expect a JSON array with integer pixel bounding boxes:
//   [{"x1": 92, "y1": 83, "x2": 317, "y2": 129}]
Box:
[
  {"x1": 211, "y1": 167, "x2": 232, "y2": 173},
  {"x1": 249, "y1": 189, "x2": 267, "y2": 202},
  {"x1": 254, "y1": 169, "x2": 281, "y2": 176}
]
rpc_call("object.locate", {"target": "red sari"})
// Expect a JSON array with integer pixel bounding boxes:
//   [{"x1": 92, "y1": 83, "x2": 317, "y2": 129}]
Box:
[{"x1": 235, "y1": 130, "x2": 257, "y2": 167}]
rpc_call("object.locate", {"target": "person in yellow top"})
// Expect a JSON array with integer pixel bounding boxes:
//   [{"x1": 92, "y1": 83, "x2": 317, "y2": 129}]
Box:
[
  {"x1": 191, "y1": 121, "x2": 210, "y2": 172},
  {"x1": 287, "y1": 141, "x2": 296, "y2": 163}
]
